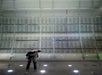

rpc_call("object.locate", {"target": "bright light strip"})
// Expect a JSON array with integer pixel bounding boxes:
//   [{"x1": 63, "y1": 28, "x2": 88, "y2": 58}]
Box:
[
  {"x1": 40, "y1": 70, "x2": 46, "y2": 73},
  {"x1": 68, "y1": 65, "x2": 72, "y2": 67},
  {"x1": 43, "y1": 64, "x2": 48, "y2": 67},
  {"x1": 19, "y1": 65, "x2": 24, "y2": 67},
  {"x1": 73, "y1": 70, "x2": 79, "y2": 73},
  {"x1": 7, "y1": 69, "x2": 14, "y2": 73}
]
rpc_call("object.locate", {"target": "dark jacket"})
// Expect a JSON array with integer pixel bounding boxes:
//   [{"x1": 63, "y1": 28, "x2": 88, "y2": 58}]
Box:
[{"x1": 26, "y1": 51, "x2": 38, "y2": 60}]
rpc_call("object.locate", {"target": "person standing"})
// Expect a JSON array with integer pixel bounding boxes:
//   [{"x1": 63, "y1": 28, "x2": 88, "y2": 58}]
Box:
[{"x1": 26, "y1": 49, "x2": 41, "y2": 72}]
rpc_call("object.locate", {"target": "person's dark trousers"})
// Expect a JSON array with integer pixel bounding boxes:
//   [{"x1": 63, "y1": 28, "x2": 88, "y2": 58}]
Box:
[
  {"x1": 26, "y1": 59, "x2": 31, "y2": 71},
  {"x1": 26, "y1": 59, "x2": 37, "y2": 71},
  {"x1": 33, "y1": 60, "x2": 37, "y2": 70}
]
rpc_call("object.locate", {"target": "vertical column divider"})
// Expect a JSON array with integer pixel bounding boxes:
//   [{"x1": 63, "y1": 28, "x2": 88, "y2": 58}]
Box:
[
  {"x1": 52, "y1": 0, "x2": 55, "y2": 57},
  {"x1": 78, "y1": 0, "x2": 85, "y2": 60},
  {"x1": 10, "y1": 0, "x2": 16, "y2": 60},
  {"x1": 39, "y1": 0, "x2": 42, "y2": 50},
  {"x1": 0, "y1": 0, "x2": 3, "y2": 52},
  {"x1": 92, "y1": 0, "x2": 99, "y2": 59}
]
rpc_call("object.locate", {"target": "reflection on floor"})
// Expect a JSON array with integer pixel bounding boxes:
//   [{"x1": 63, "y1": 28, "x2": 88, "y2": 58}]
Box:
[{"x1": 0, "y1": 61, "x2": 102, "y2": 75}]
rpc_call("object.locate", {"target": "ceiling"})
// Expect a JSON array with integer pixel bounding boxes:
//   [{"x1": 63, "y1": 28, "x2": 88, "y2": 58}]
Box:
[
  {"x1": 0, "y1": 0, "x2": 101, "y2": 9},
  {"x1": 0, "y1": 0, "x2": 102, "y2": 16}
]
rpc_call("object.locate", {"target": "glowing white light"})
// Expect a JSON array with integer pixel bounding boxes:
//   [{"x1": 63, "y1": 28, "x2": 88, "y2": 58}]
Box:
[
  {"x1": 73, "y1": 70, "x2": 79, "y2": 73},
  {"x1": 40, "y1": 70, "x2": 46, "y2": 73},
  {"x1": 19, "y1": 65, "x2": 24, "y2": 67},
  {"x1": 43, "y1": 64, "x2": 48, "y2": 67},
  {"x1": 86, "y1": 55, "x2": 88, "y2": 56},
  {"x1": 7, "y1": 69, "x2": 14, "y2": 73},
  {"x1": 68, "y1": 65, "x2": 72, "y2": 67}
]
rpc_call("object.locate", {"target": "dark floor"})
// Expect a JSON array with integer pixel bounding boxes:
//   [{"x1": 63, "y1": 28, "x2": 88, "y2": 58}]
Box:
[{"x1": 0, "y1": 60, "x2": 102, "y2": 75}]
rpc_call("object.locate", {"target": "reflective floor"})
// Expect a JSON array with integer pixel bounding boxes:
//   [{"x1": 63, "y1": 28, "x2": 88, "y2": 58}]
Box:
[{"x1": 0, "y1": 61, "x2": 102, "y2": 75}]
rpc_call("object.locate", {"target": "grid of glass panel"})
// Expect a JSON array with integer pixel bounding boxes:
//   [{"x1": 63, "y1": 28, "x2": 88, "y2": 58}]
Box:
[
  {"x1": 0, "y1": 16, "x2": 102, "y2": 53},
  {"x1": 0, "y1": 0, "x2": 102, "y2": 57}
]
